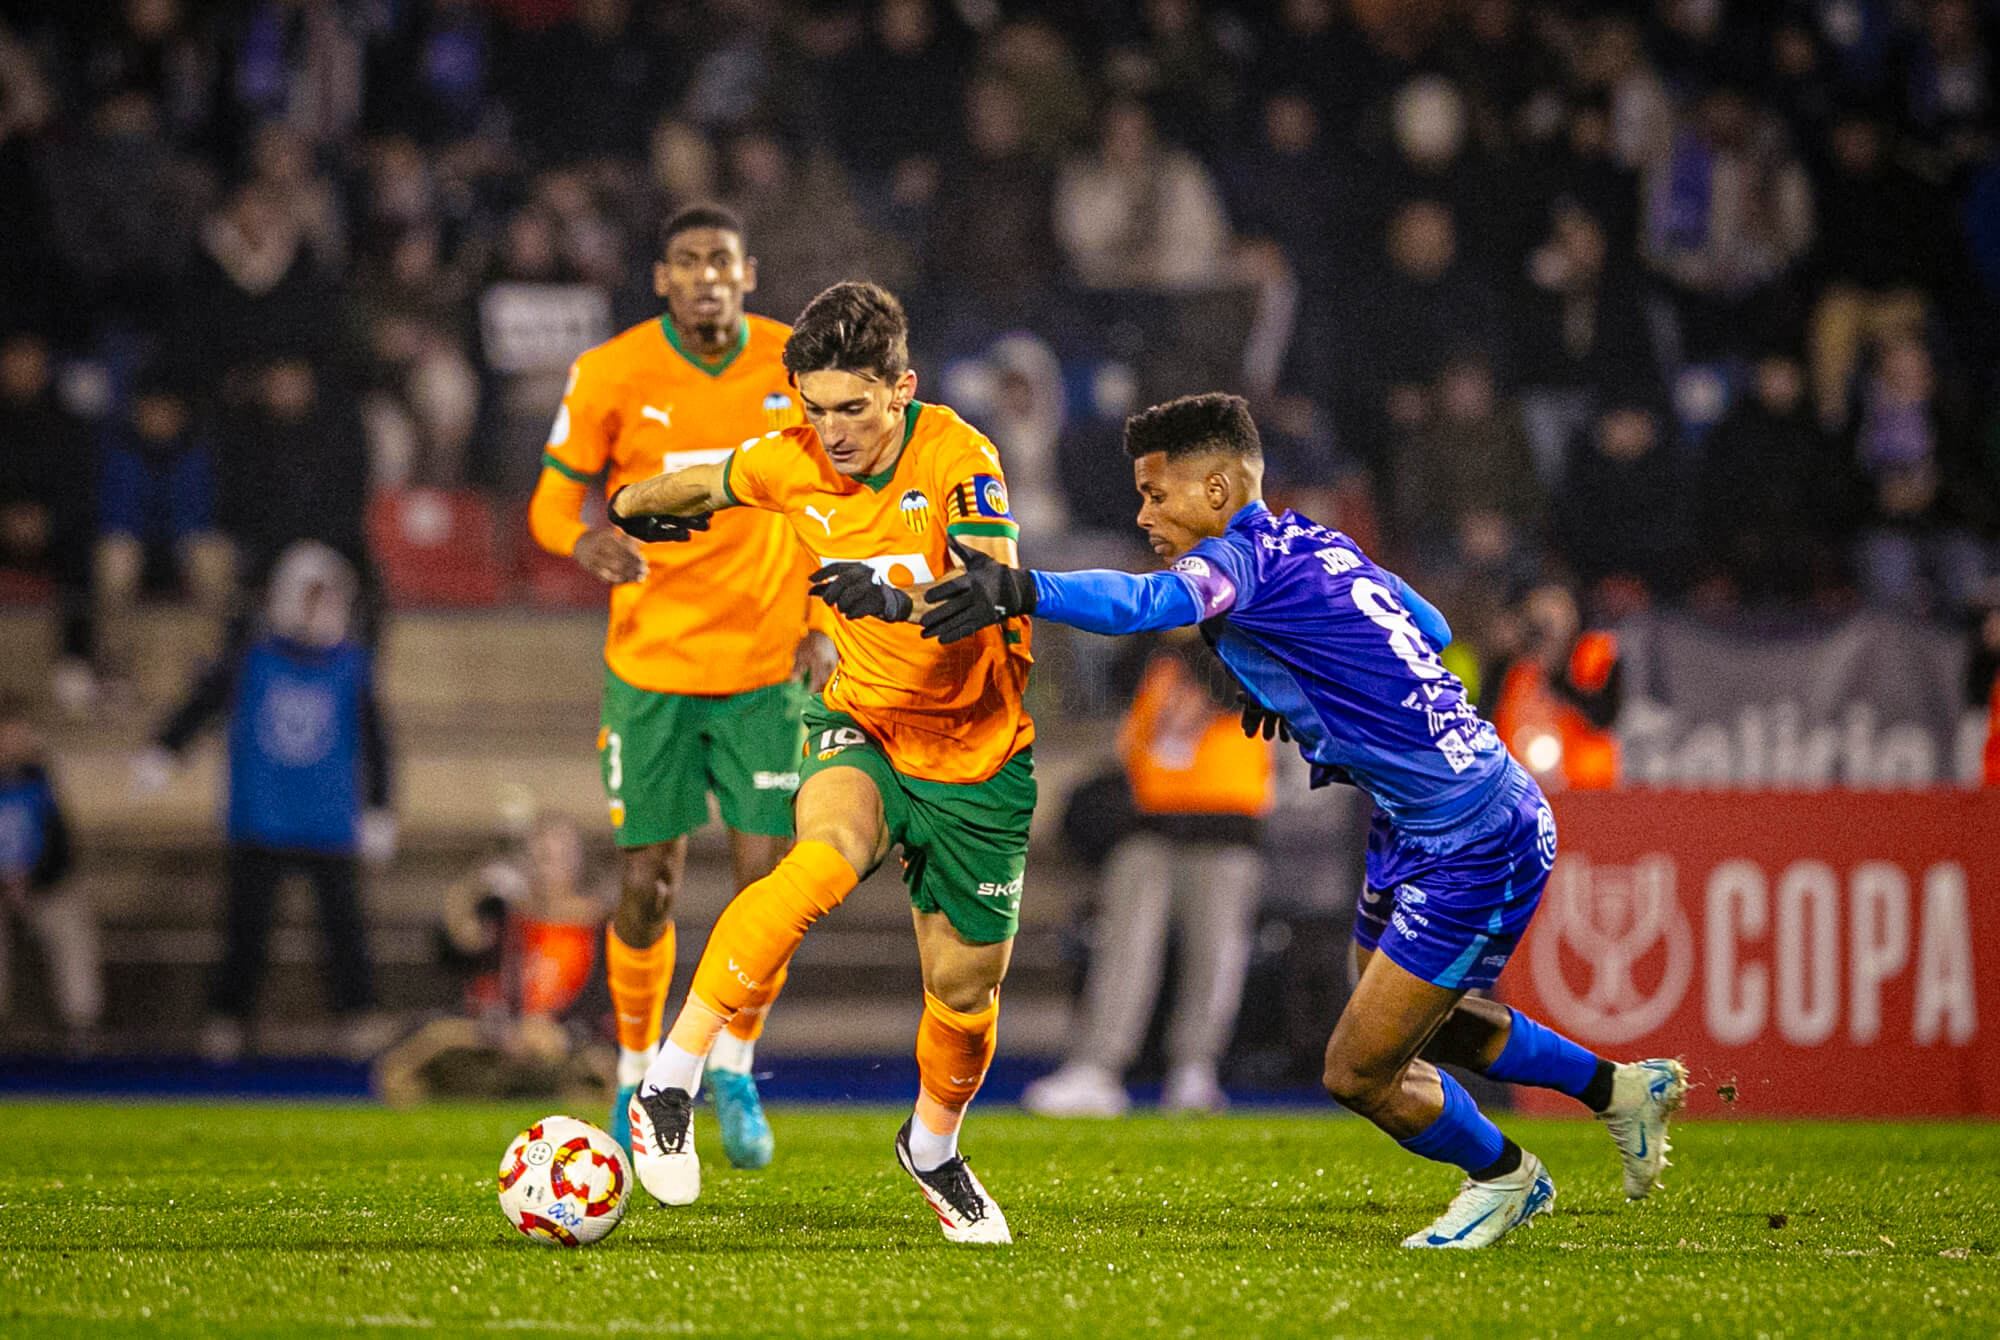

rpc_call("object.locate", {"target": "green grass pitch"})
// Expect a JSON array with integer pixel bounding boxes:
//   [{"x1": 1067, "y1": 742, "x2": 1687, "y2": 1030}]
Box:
[{"x1": 3, "y1": 1103, "x2": 1996, "y2": 1337}]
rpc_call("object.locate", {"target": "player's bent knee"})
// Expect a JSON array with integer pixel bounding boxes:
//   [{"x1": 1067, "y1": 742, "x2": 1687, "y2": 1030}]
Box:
[
  {"x1": 617, "y1": 849, "x2": 681, "y2": 926},
  {"x1": 1321, "y1": 1054, "x2": 1395, "y2": 1115},
  {"x1": 930, "y1": 979, "x2": 998, "y2": 1015}
]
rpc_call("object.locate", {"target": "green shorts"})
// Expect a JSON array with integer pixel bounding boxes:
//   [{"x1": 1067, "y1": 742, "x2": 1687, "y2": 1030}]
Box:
[
  {"x1": 600, "y1": 670, "x2": 807, "y2": 847},
  {"x1": 798, "y1": 699, "x2": 1034, "y2": 945}
]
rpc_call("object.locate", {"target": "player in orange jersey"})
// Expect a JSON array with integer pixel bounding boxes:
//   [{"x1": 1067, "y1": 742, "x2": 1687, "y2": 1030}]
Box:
[
  {"x1": 609, "y1": 282, "x2": 1031, "y2": 1243},
  {"x1": 526, "y1": 205, "x2": 836, "y2": 1168}
]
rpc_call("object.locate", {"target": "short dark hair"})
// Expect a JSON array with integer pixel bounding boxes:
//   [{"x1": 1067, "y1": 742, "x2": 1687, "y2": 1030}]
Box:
[
  {"x1": 1123, "y1": 392, "x2": 1263, "y2": 461},
  {"x1": 782, "y1": 281, "x2": 909, "y2": 381},
  {"x1": 659, "y1": 203, "x2": 745, "y2": 258}
]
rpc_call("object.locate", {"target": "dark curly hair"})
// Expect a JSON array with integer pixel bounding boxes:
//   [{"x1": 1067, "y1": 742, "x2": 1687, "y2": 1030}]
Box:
[
  {"x1": 1123, "y1": 392, "x2": 1263, "y2": 460},
  {"x1": 782, "y1": 281, "x2": 909, "y2": 382},
  {"x1": 658, "y1": 203, "x2": 745, "y2": 259}
]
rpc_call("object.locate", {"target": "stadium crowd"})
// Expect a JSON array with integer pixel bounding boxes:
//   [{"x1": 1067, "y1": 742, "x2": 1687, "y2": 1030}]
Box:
[{"x1": 2, "y1": 0, "x2": 1998, "y2": 699}]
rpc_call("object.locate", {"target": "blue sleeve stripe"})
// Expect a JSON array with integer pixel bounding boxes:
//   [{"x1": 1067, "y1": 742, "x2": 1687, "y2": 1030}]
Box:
[
  {"x1": 1029, "y1": 568, "x2": 1204, "y2": 635},
  {"x1": 1394, "y1": 573, "x2": 1452, "y2": 647}
]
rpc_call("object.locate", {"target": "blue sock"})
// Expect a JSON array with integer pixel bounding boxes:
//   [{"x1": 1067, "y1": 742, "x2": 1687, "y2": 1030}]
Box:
[
  {"x1": 1398, "y1": 1069, "x2": 1506, "y2": 1174},
  {"x1": 1485, "y1": 1008, "x2": 1600, "y2": 1099}
]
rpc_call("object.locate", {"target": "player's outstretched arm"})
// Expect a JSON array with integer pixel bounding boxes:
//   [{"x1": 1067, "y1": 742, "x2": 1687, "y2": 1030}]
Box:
[
  {"x1": 811, "y1": 534, "x2": 1021, "y2": 627},
  {"x1": 607, "y1": 461, "x2": 728, "y2": 543},
  {"x1": 920, "y1": 539, "x2": 1203, "y2": 643}
]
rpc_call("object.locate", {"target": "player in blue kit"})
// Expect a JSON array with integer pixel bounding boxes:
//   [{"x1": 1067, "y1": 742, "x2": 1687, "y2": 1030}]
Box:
[{"x1": 918, "y1": 393, "x2": 1688, "y2": 1249}]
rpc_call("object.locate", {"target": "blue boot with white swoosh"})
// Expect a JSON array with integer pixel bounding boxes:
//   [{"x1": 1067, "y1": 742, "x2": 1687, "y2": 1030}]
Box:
[{"x1": 1402, "y1": 1152, "x2": 1556, "y2": 1249}]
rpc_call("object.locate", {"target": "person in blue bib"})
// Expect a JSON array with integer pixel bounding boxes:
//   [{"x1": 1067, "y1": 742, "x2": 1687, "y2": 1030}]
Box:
[
  {"x1": 0, "y1": 696, "x2": 101, "y2": 1046},
  {"x1": 920, "y1": 392, "x2": 1689, "y2": 1249},
  {"x1": 142, "y1": 541, "x2": 394, "y2": 1062}
]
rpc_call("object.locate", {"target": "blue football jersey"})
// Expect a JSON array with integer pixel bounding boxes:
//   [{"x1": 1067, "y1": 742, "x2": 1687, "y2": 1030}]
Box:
[{"x1": 1171, "y1": 502, "x2": 1511, "y2": 834}]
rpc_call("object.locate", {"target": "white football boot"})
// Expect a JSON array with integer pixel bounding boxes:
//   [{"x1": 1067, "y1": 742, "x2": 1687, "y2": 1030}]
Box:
[
  {"x1": 1162, "y1": 1062, "x2": 1228, "y2": 1115},
  {"x1": 1596, "y1": 1058, "x2": 1690, "y2": 1199},
  {"x1": 895, "y1": 1119, "x2": 1012, "y2": 1244},
  {"x1": 1020, "y1": 1063, "x2": 1129, "y2": 1118},
  {"x1": 1402, "y1": 1151, "x2": 1556, "y2": 1249},
  {"x1": 629, "y1": 1086, "x2": 701, "y2": 1206}
]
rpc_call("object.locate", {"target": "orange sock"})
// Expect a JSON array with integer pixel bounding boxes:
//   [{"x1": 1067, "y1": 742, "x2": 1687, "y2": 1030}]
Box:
[
  {"x1": 668, "y1": 842, "x2": 857, "y2": 1055},
  {"x1": 914, "y1": 990, "x2": 999, "y2": 1137},
  {"x1": 725, "y1": 959, "x2": 789, "y2": 1043},
  {"x1": 606, "y1": 923, "x2": 674, "y2": 1055}
]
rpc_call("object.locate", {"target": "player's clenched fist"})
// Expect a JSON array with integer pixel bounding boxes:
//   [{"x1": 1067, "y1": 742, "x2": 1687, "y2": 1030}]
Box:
[
  {"x1": 919, "y1": 538, "x2": 1036, "y2": 643},
  {"x1": 573, "y1": 525, "x2": 649, "y2": 584},
  {"x1": 810, "y1": 562, "x2": 913, "y2": 622},
  {"x1": 607, "y1": 484, "x2": 713, "y2": 545}
]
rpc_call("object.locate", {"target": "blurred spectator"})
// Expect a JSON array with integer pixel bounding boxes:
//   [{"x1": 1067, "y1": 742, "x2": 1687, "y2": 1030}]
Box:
[
  {"x1": 224, "y1": 0, "x2": 369, "y2": 151},
  {"x1": 928, "y1": 76, "x2": 1060, "y2": 331},
  {"x1": 978, "y1": 18, "x2": 1091, "y2": 160},
  {"x1": 1442, "y1": 0, "x2": 1565, "y2": 156},
  {"x1": 368, "y1": 0, "x2": 495, "y2": 144},
  {"x1": 374, "y1": 810, "x2": 613, "y2": 1105},
  {"x1": 1806, "y1": 106, "x2": 1949, "y2": 430},
  {"x1": 1103, "y1": 0, "x2": 1248, "y2": 156},
  {"x1": 822, "y1": 0, "x2": 967, "y2": 189},
  {"x1": 178, "y1": 180, "x2": 342, "y2": 408},
  {"x1": 1485, "y1": 582, "x2": 1622, "y2": 792},
  {"x1": 40, "y1": 85, "x2": 208, "y2": 319},
  {"x1": 1341, "y1": 199, "x2": 1506, "y2": 469},
  {"x1": 474, "y1": 203, "x2": 612, "y2": 497},
  {"x1": 1025, "y1": 636, "x2": 1271, "y2": 1116},
  {"x1": 138, "y1": 541, "x2": 393, "y2": 1062},
  {"x1": 1896, "y1": 0, "x2": 1994, "y2": 167},
  {"x1": 1053, "y1": 95, "x2": 1232, "y2": 294},
  {"x1": 218, "y1": 355, "x2": 373, "y2": 602},
  {"x1": 1844, "y1": 334, "x2": 1995, "y2": 615},
  {"x1": 0, "y1": 697, "x2": 101, "y2": 1048},
  {"x1": 247, "y1": 121, "x2": 347, "y2": 276},
  {"x1": 723, "y1": 124, "x2": 911, "y2": 325},
  {"x1": 939, "y1": 334, "x2": 1073, "y2": 558},
  {"x1": 94, "y1": 365, "x2": 235, "y2": 639},
  {"x1": 0, "y1": 330, "x2": 96, "y2": 711},
  {"x1": 503, "y1": 0, "x2": 658, "y2": 162},
  {"x1": 1572, "y1": 16, "x2": 1674, "y2": 173},
  {"x1": 1223, "y1": 90, "x2": 1341, "y2": 393},
  {"x1": 1641, "y1": 83, "x2": 1815, "y2": 360},
  {"x1": 1515, "y1": 197, "x2": 1658, "y2": 483},
  {"x1": 1390, "y1": 354, "x2": 1542, "y2": 589},
  {"x1": 1550, "y1": 392, "x2": 1692, "y2": 618},
  {"x1": 1251, "y1": 0, "x2": 1388, "y2": 131},
  {"x1": 1369, "y1": 75, "x2": 1519, "y2": 271},
  {"x1": 352, "y1": 217, "x2": 481, "y2": 490},
  {"x1": 1693, "y1": 354, "x2": 1837, "y2": 607}
]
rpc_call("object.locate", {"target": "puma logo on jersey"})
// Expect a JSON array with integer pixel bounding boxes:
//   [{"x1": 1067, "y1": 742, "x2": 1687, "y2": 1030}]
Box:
[
  {"x1": 640, "y1": 404, "x2": 673, "y2": 427},
  {"x1": 804, "y1": 505, "x2": 838, "y2": 535}
]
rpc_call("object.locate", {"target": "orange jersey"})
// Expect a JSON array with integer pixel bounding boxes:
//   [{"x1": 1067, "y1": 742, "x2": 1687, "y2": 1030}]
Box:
[
  {"x1": 722, "y1": 401, "x2": 1034, "y2": 783},
  {"x1": 531, "y1": 314, "x2": 813, "y2": 696}
]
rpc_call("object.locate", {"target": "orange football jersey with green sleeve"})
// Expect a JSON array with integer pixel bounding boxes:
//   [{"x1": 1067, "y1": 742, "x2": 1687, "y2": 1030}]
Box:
[
  {"x1": 538, "y1": 313, "x2": 814, "y2": 696},
  {"x1": 720, "y1": 401, "x2": 1035, "y2": 784}
]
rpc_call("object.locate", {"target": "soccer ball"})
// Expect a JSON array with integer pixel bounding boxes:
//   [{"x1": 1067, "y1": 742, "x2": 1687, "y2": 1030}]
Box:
[{"x1": 497, "y1": 1115, "x2": 632, "y2": 1247}]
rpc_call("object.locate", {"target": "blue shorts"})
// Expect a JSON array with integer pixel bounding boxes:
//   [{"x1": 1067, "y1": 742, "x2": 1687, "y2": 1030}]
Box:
[
  {"x1": 1354, "y1": 763, "x2": 1556, "y2": 993},
  {"x1": 98, "y1": 445, "x2": 216, "y2": 543}
]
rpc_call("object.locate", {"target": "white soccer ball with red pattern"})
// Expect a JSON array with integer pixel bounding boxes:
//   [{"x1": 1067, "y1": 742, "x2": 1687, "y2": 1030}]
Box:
[{"x1": 497, "y1": 1115, "x2": 632, "y2": 1247}]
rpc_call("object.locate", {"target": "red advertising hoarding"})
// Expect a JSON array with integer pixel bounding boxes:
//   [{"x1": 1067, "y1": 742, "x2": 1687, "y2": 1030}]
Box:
[{"x1": 1501, "y1": 791, "x2": 2000, "y2": 1117}]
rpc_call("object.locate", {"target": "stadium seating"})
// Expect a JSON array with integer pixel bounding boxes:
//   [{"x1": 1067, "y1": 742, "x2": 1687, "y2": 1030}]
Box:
[{"x1": 367, "y1": 489, "x2": 508, "y2": 607}]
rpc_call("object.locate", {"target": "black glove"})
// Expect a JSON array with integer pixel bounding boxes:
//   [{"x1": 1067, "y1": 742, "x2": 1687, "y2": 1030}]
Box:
[
  {"x1": 608, "y1": 485, "x2": 713, "y2": 544},
  {"x1": 1238, "y1": 691, "x2": 1292, "y2": 742},
  {"x1": 919, "y1": 537, "x2": 1037, "y2": 643},
  {"x1": 810, "y1": 562, "x2": 914, "y2": 622}
]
